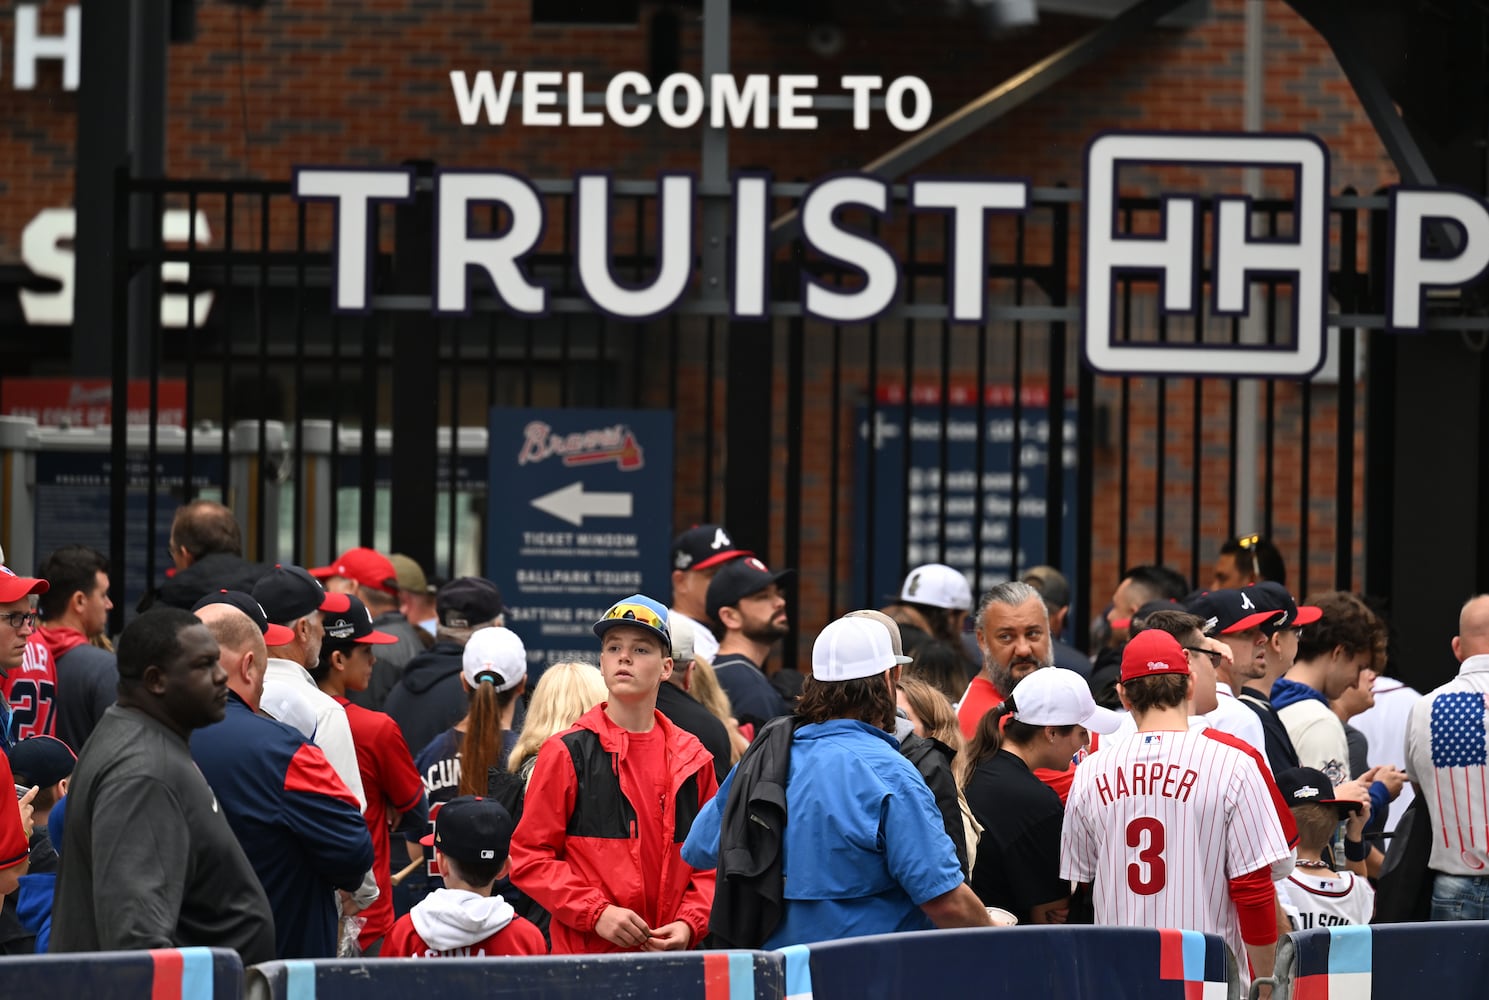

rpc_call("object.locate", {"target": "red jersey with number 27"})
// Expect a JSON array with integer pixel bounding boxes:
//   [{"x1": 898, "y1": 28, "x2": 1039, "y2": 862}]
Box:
[
  {"x1": 1060, "y1": 727, "x2": 1292, "y2": 970},
  {"x1": 1, "y1": 636, "x2": 57, "y2": 741}
]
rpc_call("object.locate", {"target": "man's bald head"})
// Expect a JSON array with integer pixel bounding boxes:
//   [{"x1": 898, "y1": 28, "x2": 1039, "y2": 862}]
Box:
[
  {"x1": 1455, "y1": 595, "x2": 1489, "y2": 662},
  {"x1": 195, "y1": 603, "x2": 268, "y2": 706}
]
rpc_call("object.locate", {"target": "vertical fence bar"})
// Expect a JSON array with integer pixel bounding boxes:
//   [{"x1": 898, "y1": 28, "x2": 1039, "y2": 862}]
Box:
[
  {"x1": 1045, "y1": 199, "x2": 1070, "y2": 575},
  {"x1": 864, "y1": 319, "x2": 880, "y2": 608},
  {"x1": 784, "y1": 316, "x2": 804, "y2": 669},
  {"x1": 828, "y1": 323, "x2": 842, "y2": 616},
  {"x1": 292, "y1": 197, "x2": 308, "y2": 560},
  {"x1": 145, "y1": 187, "x2": 163, "y2": 596},
  {"x1": 221, "y1": 192, "x2": 236, "y2": 505},
  {"x1": 108, "y1": 166, "x2": 130, "y2": 634},
  {"x1": 1010, "y1": 217, "x2": 1025, "y2": 581},
  {"x1": 183, "y1": 188, "x2": 200, "y2": 505},
  {"x1": 255, "y1": 191, "x2": 271, "y2": 561}
]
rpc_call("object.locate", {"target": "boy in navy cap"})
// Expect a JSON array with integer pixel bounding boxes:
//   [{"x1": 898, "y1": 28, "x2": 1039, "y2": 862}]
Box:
[
  {"x1": 382, "y1": 795, "x2": 545, "y2": 957},
  {"x1": 509, "y1": 595, "x2": 717, "y2": 954},
  {"x1": 1273, "y1": 767, "x2": 1374, "y2": 929}
]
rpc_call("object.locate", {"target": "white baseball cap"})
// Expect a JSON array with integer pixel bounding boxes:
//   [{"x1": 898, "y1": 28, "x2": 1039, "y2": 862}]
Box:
[
  {"x1": 669, "y1": 614, "x2": 696, "y2": 664},
  {"x1": 1010, "y1": 667, "x2": 1123, "y2": 734},
  {"x1": 843, "y1": 609, "x2": 915, "y2": 665},
  {"x1": 899, "y1": 563, "x2": 973, "y2": 611},
  {"x1": 462, "y1": 626, "x2": 528, "y2": 693},
  {"x1": 812, "y1": 616, "x2": 898, "y2": 683}
]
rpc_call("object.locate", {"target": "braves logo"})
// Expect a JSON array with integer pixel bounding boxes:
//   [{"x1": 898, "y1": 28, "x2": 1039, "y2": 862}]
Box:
[{"x1": 517, "y1": 421, "x2": 645, "y2": 471}]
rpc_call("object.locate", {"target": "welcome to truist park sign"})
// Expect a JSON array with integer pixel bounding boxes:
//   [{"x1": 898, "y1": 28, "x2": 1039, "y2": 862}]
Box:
[{"x1": 293, "y1": 71, "x2": 1489, "y2": 379}]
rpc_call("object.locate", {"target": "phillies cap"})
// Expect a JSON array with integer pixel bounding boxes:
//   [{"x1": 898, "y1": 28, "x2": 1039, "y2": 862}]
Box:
[
  {"x1": 437, "y1": 577, "x2": 504, "y2": 629},
  {"x1": 461, "y1": 626, "x2": 527, "y2": 693},
  {"x1": 308, "y1": 547, "x2": 398, "y2": 594},
  {"x1": 1185, "y1": 588, "x2": 1283, "y2": 636},
  {"x1": 1120, "y1": 628, "x2": 1191, "y2": 683},
  {"x1": 0, "y1": 566, "x2": 48, "y2": 603},
  {"x1": 898, "y1": 563, "x2": 973, "y2": 611},
  {"x1": 1251, "y1": 582, "x2": 1323, "y2": 635},
  {"x1": 705, "y1": 557, "x2": 794, "y2": 623},
  {"x1": 6, "y1": 735, "x2": 77, "y2": 788},
  {"x1": 812, "y1": 616, "x2": 897, "y2": 682},
  {"x1": 671, "y1": 524, "x2": 752, "y2": 573},
  {"x1": 251, "y1": 565, "x2": 336, "y2": 625},
  {"x1": 843, "y1": 609, "x2": 915, "y2": 665},
  {"x1": 419, "y1": 795, "x2": 515, "y2": 866},
  {"x1": 193, "y1": 589, "x2": 296, "y2": 646},
  {"x1": 321, "y1": 592, "x2": 398, "y2": 646},
  {"x1": 593, "y1": 594, "x2": 671, "y2": 650},
  {"x1": 388, "y1": 553, "x2": 434, "y2": 595},
  {"x1": 1010, "y1": 668, "x2": 1124, "y2": 734},
  {"x1": 1275, "y1": 766, "x2": 1362, "y2": 814}
]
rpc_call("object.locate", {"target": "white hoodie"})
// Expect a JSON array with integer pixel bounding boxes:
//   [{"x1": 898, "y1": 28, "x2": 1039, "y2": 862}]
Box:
[{"x1": 410, "y1": 888, "x2": 517, "y2": 953}]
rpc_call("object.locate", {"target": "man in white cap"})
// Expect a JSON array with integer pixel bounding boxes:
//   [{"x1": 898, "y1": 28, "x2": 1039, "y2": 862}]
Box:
[
  {"x1": 682, "y1": 615, "x2": 990, "y2": 948},
  {"x1": 881, "y1": 563, "x2": 974, "y2": 663}
]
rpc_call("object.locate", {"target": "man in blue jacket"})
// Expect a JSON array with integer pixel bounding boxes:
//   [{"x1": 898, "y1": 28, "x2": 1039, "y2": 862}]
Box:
[{"x1": 191, "y1": 599, "x2": 374, "y2": 958}]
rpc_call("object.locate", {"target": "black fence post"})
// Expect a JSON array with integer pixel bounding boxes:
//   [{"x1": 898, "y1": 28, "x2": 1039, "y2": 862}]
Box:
[{"x1": 390, "y1": 163, "x2": 439, "y2": 574}]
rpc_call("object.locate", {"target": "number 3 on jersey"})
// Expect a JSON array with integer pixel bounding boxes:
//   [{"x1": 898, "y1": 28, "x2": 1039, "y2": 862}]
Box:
[{"x1": 1126, "y1": 817, "x2": 1166, "y2": 895}]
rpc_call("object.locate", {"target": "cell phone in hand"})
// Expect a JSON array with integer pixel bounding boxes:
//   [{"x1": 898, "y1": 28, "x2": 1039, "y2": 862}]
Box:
[{"x1": 14, "y1": 784, "x2": 27, "y2": 800}]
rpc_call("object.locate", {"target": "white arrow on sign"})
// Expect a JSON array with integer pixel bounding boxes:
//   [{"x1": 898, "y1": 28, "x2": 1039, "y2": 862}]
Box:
[{"x1": 531, "y1": 482, "x2": 634, "y2": 527}]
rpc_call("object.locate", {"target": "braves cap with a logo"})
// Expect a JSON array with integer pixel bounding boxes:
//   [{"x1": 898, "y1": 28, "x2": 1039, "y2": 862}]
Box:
[
  {"x1": 671, "y1": 524, "x2": 752, "y2": 573},
  {"x1": 419, "y1": 795, "x2": 516, "y2": 866},
  {"x1": 1185, "y1": 588, "x2": 1283, "y2": 636},
  {"x1": 1250, "y1": 582, "x2": 1323, "y2": 636},
  {"x1": 319, "y1": 592, "x2": 398, "y2": 646},
  {"x1": 1119, "y1": 628, "x2": 1191, "y2": 683},
  {"x1": 898, "y1": 563, "x2": 973, "y2": 611},
  {"x1": 1275, "y1": 766, "x2": 1362, "y2": 814},
  {"x1": 308, "y1": 547, "x2": 398, "y2": 594},
  {"x1": 705, "y1": 557, "x2": 795, "y2": 623},
  {"x1": 0, "y1": 566, "x2": 48, "y2": 603},
  {"x1": 192, "y1": 589, "x2": 296, "y2": 646},
  {"x1": 251, "y1": 565, "x2": 337, "y2": 625}
]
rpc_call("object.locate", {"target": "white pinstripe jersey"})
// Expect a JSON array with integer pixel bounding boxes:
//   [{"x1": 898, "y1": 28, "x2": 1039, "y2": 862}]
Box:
[{"x1": 1060, "y1": 728, "x2": 1293, "y2": 967}]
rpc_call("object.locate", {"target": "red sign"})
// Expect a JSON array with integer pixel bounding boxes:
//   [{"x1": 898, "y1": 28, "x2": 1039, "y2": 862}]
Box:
[{"x1": 1, "y1": 378, "x2": 188, "y2": 428}]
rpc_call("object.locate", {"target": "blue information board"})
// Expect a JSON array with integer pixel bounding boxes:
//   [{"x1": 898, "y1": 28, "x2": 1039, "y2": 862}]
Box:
[
  {"x1": 486, "y1": 408, "x2": 674, "y2": 680},
  {"x1": 853, "y1": 402, "x2": 1079, "y2": 616},
  {"x1": 32, "y1": 450, "x2": 223, "y2": 620}
]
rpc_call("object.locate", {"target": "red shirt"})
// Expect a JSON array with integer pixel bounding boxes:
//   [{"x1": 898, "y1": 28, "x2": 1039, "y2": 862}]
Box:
[
  {"x1": 334, "y1": 696, "x2": 426, "y2": 946},
  {"x1": 381, "y1": 911, "x2": 547, "y2": 958},
  {"x1": 620, "y1": 727, "x2": 669, "y2": 915},
  {"x1": 0, "y1": 754, "x2": 27, "y2": 871},
  {"x1": 2, "y1": 635, "x2": 57, "y2": 741}
]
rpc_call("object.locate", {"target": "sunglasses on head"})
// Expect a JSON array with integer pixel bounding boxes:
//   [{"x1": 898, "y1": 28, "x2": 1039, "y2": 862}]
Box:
[{"x1": 601, "y1": 603, "x2": 666, "y2": 632}]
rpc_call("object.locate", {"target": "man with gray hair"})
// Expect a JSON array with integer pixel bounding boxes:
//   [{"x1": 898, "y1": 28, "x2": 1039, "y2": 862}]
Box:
[{"x1": 1023, "y1": 566, "x2": 1092, "y2": 679}]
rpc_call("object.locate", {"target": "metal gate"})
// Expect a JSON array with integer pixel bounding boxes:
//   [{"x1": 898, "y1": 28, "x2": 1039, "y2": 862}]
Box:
[{"x1": 96, "y1": 169, "x2": 1377, "y2": 665}]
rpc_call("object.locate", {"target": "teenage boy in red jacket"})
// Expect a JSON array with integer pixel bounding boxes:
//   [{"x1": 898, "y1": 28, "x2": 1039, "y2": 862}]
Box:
[{"x1": 509, "y1": 594, "x2": 717, "y2": 954}]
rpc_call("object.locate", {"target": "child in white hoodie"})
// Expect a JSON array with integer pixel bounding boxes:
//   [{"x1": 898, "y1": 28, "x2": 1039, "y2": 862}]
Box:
[{"x1": 382, "y1": 796, "x2": 547, "y2": 957}]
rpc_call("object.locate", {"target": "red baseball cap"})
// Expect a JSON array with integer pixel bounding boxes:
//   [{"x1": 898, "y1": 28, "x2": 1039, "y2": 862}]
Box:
[
  {"x1": 1120, "y1": 629, "x2": 1191, "y2": 683},
  {"x1": 308, "y1": 548, "x2": 398, "y2": 594},
  {"x1": 0, "y1": 566, "x2": 48, "y2": 603}
]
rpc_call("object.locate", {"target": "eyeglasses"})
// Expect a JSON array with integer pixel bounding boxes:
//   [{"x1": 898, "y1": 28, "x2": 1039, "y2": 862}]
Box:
[
  {"x1": 599, "y1": 602, "x2": 667, "y2": 634},
  {"x1": 1236, "y1": 533, "x2": 1261, "y2": 549},
  {"x1": 1183, "y1": 645, "x2": 1224, "y2": 668},
  {"x1": 0, "y1": 611, "x2": 39, "y2": 630}
]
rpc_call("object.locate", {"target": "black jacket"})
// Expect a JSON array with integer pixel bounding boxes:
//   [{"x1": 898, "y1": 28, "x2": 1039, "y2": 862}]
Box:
[
  {"x1": 709, "y1": 715, "x2": 796, "y2": 949},
  {"x1": 141, "y1": 552, "x2": 268, "y2": 613},
  {"x1": 383, "y1": 641, "x2": 466, "y2": 757},
  {"x1": 898, "y1": 727, "x2": 970, "y2": 878},
  {"x1": 657, "y1": 681, "x2": 733, "y2": 782}
]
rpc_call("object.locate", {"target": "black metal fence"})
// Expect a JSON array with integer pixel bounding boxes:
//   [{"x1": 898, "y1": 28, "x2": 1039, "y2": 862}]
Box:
[{"x1": 97, "y1": 171, "x2": 1386, "y2": 662}]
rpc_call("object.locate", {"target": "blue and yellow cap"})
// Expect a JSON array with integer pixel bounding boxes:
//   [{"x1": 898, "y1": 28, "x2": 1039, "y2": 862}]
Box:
[{"x1": 593, "y1": 594, "x2": 671, "y2": 649}]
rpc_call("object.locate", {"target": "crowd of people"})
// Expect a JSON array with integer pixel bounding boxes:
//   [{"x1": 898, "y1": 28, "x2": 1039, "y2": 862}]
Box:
[{"x1": 1, "y1": 504, "x2": 1486, "y2": 984}]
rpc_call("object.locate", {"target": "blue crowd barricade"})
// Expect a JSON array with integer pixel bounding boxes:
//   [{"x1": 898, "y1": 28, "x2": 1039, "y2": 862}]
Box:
[
  {"x1": 0, "y1": 946, "x2": 243, "y2": 999},
  {"x1": 244, "y1": 951, "x2": 782, "y2": 1000},
  {"x1": 1261, "y1": 921, "x2": 1489, "y2": 1000},
  {"x1": 779, "y1": 926, "x2": 1238, "y2": 1000}
]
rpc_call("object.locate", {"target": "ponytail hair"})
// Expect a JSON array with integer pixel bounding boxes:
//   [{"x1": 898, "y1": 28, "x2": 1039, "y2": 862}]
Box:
[
  {"x1": 457, "y1": 672, "x2": 523, "y2": 797},
  {"x1": 961, "y1": 697, "x2": 1053, "y2": 786}
]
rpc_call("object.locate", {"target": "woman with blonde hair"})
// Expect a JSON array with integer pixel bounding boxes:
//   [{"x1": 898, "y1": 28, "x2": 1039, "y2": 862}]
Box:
[
  {"x1": 897, "y1": 675, "x2": 983, "y2": 873},
  {"x1": 507, "y1": 660, "x2": 608, "y2": 784}
]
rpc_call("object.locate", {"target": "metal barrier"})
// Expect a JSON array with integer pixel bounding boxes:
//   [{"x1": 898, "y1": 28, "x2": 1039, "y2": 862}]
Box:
[
  {"x1": 0, "y1": 946, "x2": 243, "y2": 999},
  {"x1": 1258, "y1": 921, "x2": 1489, "y2": 999},
  {"x1": 245, "y1": 951, "x2": 782, "y2": 1000}
]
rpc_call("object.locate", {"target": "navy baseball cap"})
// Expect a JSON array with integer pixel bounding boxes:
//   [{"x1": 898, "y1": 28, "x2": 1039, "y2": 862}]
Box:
[
  {"x1": 437, "y1": 577, "x2": 504, "y2": 629},
  {"x1": 1275, "y1": 766, "x2": 1361, "y2": 815},
  {"x1": 420, "y1": 795, "x2": 515, "y2": 866},
  {"x1": 320, "y1": 592, "x2": 398, "y2": 646},
  {"x1": 1186, "y1": 588, "x2": 1282, "y2": 636},
  {"x1": 252, "y1": 565, "x2": 336, "y2": 625},
  {"x1": 193, "y1": 589, "x2": 296, "y2": 646},
  {"x1": 6, "y1": 735, "x2": 76, "y2": 787},
  {"x1": 1251, "y1": 582, "x2": 1323, "y2": 636},
  {"x1": 671, "y1": 524, "x2": 752, "y2": 573},
  {"x1": 705, "y1": 557, "x2": 794, "y2": 623}
]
